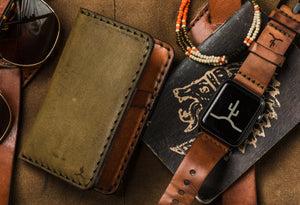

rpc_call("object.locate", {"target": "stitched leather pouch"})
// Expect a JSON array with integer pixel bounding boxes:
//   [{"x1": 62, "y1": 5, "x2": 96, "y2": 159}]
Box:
[{"x1": 20, "y1": 8, "x2": 173, "y2": 192}]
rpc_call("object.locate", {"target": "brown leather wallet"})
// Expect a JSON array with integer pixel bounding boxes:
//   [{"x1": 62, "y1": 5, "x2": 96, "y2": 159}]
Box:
[{"x1": 159, "y1": 4, "x2": 300, "y2": 205}]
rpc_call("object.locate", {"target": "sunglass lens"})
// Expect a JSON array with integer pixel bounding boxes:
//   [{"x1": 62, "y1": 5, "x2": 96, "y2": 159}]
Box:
[
  {"x1": 0, "y1": 0, "x2": 59, "y2": 66},
  {"x1": 0, "y1": 94, "x2": 11, "y2": 142}
]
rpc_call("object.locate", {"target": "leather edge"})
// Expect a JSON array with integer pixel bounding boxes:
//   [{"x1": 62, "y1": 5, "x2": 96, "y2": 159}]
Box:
[{"x1": 94, "y1": 39, "x2": 174, "y2": 194}]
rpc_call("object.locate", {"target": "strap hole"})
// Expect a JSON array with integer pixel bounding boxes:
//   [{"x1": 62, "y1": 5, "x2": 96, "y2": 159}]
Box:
[
  {"x1": 190, "y1": 169, "x2": 196, "y2": 176},
  {"x1": 184, "y1": 179, "x2": 190, "y2": 185},
  {"x1": 178, "y1": 189, "x2": 185, "y2": 195}
]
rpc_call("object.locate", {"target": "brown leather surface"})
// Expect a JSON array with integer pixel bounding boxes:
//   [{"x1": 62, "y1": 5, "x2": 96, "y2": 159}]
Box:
[
  {"x1": 0, "y1": 69, "x2": 21, "y2": 205},
  {"x1": 222, "y1": 166, "x2": 257, "y2": 205},
  {"x1": 0, "y1": 0, "x2": 9, "y2": 14},
  {"x1": 95, "y1": 40, "x2": 174, "y2": 194},
  {"x1": 7, "y1": 0, "x2": 300, "y2": 205},
  {"x1": 234, "y1": 6, "x2": 299, "y2": 96},
  {"x1": 188, "y1": 0, "x2": 242, "y2": 46},
  {"x1": 209, "y1": 0, "x2": 241, "y2": 24},
  {"x1": 21, "y1": 66, "x2": 42, "y2": 87},
  {"x1": 187, "y1": 4, "x2": 220, "y2": 46},
  {"x1": 158, "y1": 133, "x2": 229, "y2": 205}
]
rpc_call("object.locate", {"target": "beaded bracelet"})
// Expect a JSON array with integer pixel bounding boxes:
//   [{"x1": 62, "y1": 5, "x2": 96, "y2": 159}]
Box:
[{"x1": 176, "y1": 0, "x2": 261, "y2": 66}]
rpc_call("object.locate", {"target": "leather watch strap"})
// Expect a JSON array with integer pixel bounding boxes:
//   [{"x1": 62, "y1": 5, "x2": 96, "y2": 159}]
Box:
[
  {"x1": 0, "y1": 69, "x2": 21, "y2": 205},
  {"x1": 158, "y1": 132, "x2": 229, "y2": 204},
  {"x1": 186, "y1": 1, "x2": 258, "y2": 204},
  {"x1": 159, "y1": 4, "x2": 300, "y2": 205},
  {"x1": 234, "y1": 5, "x2": 300, "y2": 96}
]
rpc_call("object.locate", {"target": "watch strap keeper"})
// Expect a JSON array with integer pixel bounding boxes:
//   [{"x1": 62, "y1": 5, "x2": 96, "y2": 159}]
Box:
[{"x1": 235, "y1": 4, "x2": 300, "y2": 96}]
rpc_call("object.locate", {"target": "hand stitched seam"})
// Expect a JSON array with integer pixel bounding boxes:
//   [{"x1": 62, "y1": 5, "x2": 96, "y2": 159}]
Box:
[
  {"x1": 278, "y1": 10, "x2": 300, "y2": 24},
  {"x1": 268, "y1": 22, "x2": 294, "y2": 39},
  {"x1": 21, "y1": 8, "x2": 153, "y2": 189},
  {"x1": 188, "y1": 5, "x2": 209, "y2": 30},
  {"x1": 237, "y1": 71, "x2": 265, "y2": 90},
  {"x1": 200, "y1": 132, "x2": 228, "y2": 152},
  {"x1": 97, "y1": 42, "x2": 172, "y2": 192}
]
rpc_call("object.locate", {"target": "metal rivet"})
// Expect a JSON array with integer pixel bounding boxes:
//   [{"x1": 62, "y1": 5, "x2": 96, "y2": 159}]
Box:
[
  {"x1": 178, "y1": 189, "x2": 185, "y2": 195},
  {"x1": 190, "y1": 169, "x2": 196, "y2": 176},
  {"x1": 172, "y1": 199, "x2": 179, "y2": 204},
  {"x1": 184, "y1": 180, "x2": 190, "y2": 185}
]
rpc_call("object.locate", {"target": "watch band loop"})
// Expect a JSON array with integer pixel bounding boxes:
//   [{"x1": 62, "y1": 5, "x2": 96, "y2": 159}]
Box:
[
  {"x1": 269, "y1": 9, "x2": 300, "y2": 34},
  {"x1": 249, "y1": 42, "x2": 286, "y2": 67}
]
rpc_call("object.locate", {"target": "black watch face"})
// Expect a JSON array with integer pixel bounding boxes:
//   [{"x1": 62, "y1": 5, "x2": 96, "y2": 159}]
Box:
[{"x1": 200, "y1": 80, "x2": 265, "y2": 147}]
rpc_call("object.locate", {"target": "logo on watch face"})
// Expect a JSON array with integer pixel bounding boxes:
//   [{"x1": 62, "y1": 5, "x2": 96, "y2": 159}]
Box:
[
  {"x1": 170, "y1": 63, "x2": 280, "y2": 155},
  {"x1": 210, "y1": 100, "x2": 242, "y2": 133}
]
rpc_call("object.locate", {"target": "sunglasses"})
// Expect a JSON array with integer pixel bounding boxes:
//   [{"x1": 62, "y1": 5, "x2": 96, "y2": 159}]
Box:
[
  {"x1": 0, "y1": 0, "x2": 60, "y2": 67},
  {"x1": 0, "y1": 0, "x2": 59, "y2": 142}
]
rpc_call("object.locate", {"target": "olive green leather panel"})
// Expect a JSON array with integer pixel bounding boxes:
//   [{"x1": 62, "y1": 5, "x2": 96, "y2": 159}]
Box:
[{"x1": 20, "y1": 8, "x2": 153, "y2": 189}]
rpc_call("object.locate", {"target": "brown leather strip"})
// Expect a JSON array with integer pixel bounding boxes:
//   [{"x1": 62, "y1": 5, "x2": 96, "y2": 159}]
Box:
[
  {"x1": 249, "y1": 42, "x2": 286, "y2": 67},
  {"x1": 158, "y1": 132, "x2": 229, "y2": 205},
  {"x1": 280, "y1": 5, "x2": 300, "y2": 23},
  {"x1": 94, "y1": 40, "x2": 174, "y2": 194},
  {"x1": 21, "y1": 65, "x2": 42, "y2": 87},
  {"x1": 222, "y1": 166, "x2": 257, "y2": 205},
  {"x1": 235, "y1": 9, "x2": 299, "y2": 96},
  {"x1": 188, "y1": 0, "x2": 242, "y2": 45},
  {"x1": 187, "y1": 4, "x2": 220, "y2": 45},
  {"x1": 209, "y1": 0, "x2": 241, "y2": 24},
  {"x1": 234, "y1": 53, "x2": 276, "y2": 96},
  {"x1": 0, "y1": 68, "x2": 21, "y2": 205},
  {"x1": 130, "y1": 90, "x2": 153, "y2": 108},
  {"x1": 269, "y1": 10, "x2": 300, "y2": 34},
  {"x1": 0, "y1": 0, "x2": 9, "y2": 15},
  {"x1": 95, "y1": 106, "x2": 146, "y2": 194}
]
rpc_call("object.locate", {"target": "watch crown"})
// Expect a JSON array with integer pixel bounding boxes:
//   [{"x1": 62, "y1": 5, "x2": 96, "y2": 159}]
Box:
[{"x1": 257, "y1": 114, "x2": 264, "y2": 122}]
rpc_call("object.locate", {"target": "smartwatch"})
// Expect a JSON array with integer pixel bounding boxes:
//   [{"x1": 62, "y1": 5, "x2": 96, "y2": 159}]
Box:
[
  {"x1": 159, "y1": 3, "x2": 300, "y2": 205},
  {"x1": 200, "y1": 80, "x2": 265, "y2": 147}
]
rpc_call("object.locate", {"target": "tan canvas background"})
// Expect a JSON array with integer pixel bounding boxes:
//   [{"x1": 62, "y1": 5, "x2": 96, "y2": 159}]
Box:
[{"x1": 10, "y1": 0, "x2": 299, "y2": 204}]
